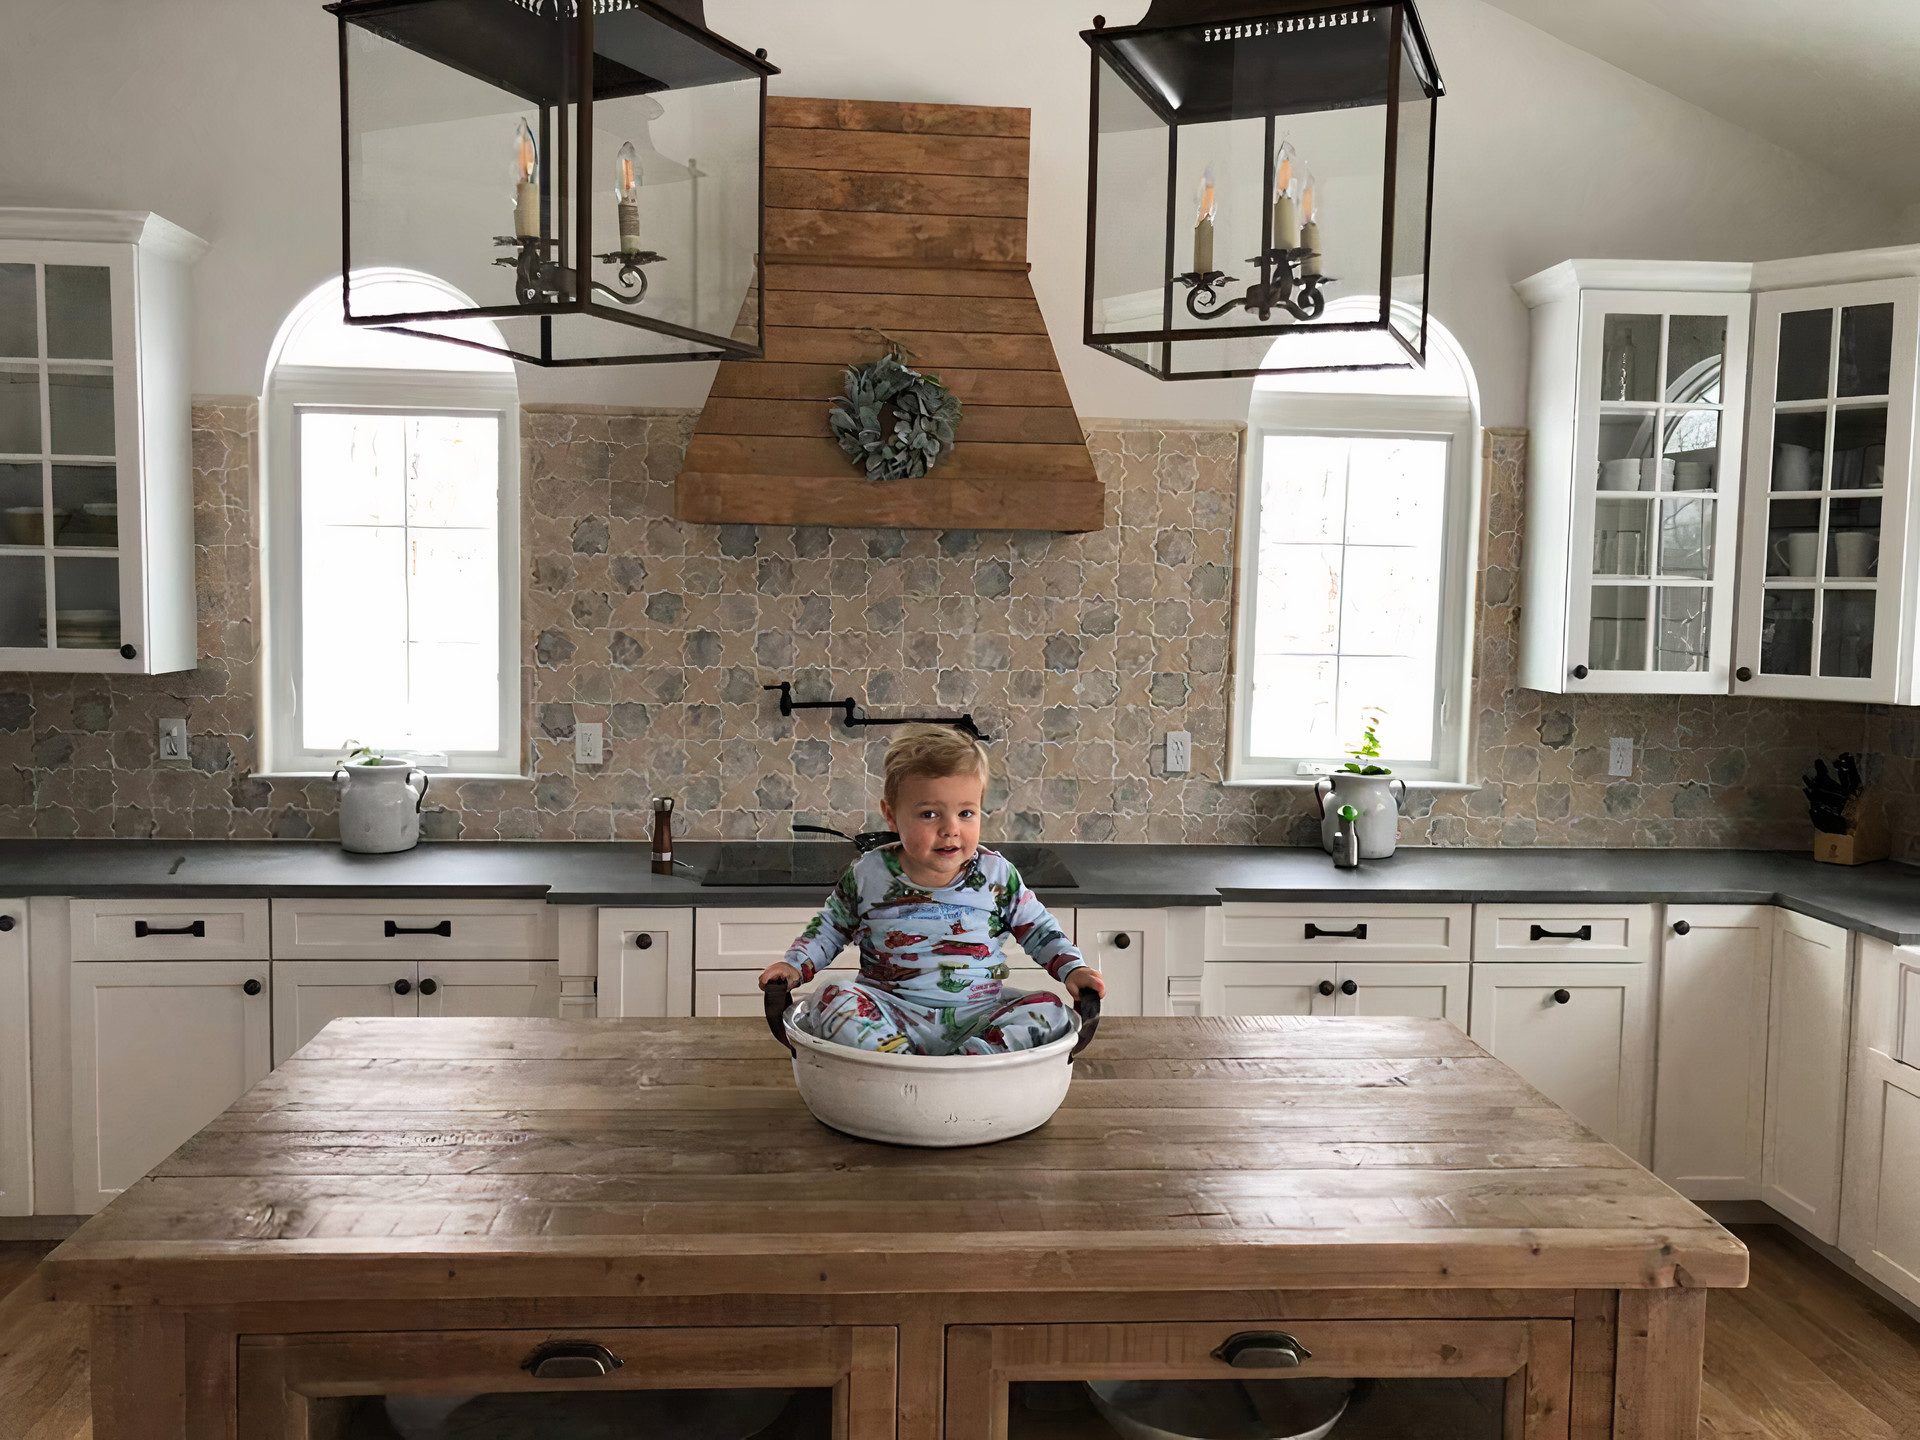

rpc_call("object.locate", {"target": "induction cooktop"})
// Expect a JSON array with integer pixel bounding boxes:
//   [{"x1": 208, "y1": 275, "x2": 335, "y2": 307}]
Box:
[{"x1": 700, "y1": 842, "x2": 1077, "y2": 889}]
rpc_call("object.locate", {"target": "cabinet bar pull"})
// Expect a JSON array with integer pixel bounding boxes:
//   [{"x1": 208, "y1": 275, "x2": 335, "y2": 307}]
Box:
[
  {"x1": 1529, "y1": 924, "x2": 1592, "y2": 942},
  {"x1": 135, "y1": 920, "x2": 205, "y2": 938},
  {"x1": 384, "y1": 920, "x2": 452, "y2": 938},
  {"x1": 522, "y1": 1341, "x2": 624, "y2": 1379},
  {"x1": 1305, "y1": 923, "x2": 1367, "y2": 940}
]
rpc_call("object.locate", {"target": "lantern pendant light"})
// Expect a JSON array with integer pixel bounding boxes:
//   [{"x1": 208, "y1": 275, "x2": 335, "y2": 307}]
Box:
[
  {"x1": 326, "y1": 0, "x2": 778, "y2": 367},
  {"x1": 1082, "y1": 1, "x2": 1444, "y2": 379}
]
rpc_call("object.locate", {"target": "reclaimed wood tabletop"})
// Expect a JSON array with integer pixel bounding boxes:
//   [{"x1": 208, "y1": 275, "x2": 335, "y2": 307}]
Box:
[{"x1": 41, "y1": 1015, "x2": 1747, "y2": 1307}]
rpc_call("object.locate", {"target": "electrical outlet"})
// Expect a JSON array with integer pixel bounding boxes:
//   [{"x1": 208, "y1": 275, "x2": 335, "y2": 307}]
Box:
[
  {"x1": 158, "y1": 718, "x2": 189, "y2": 765},
  {"x1": 574, "y1": 721, "x2": 604, "y2": 767},
  {"x1": 1164, "y1": 730, "x2": 1192, "y2": 774},
  {"x1": 1608, "y1": 736, "x2": 1634, "y2": 777}
]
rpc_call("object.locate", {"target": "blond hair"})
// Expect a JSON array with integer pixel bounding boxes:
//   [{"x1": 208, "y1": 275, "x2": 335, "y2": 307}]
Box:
[{"x1": 883, "y1": 724, "x2": 990, "y2": 809}]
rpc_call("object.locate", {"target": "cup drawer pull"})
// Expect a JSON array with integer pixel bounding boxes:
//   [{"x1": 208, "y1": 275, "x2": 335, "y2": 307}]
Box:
[
  {"x1": 1211, "y1": 1331, "x2": 1312, "y2": 1368},
  {"x1": 1304, "y1": 923, "x2": 1368, "y2": 940},
  {"x1": 1529, "y1": 924, "x2": 1592, "y2": 942},
  {"x1": 135, "y1": 920, "x2": 205, "y2": 938},
  {"x1": 522, "y1": 1341, "x2": 624, "y2": 1379},
  {"x1": 385, "y1": 920, "x2": 452, "y2": 938}
]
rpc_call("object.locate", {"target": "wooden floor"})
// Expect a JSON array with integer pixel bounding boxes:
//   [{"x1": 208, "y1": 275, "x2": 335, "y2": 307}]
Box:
[{"x1": 0, "y1": 1225, "x2": 1912, "y2": 1439}]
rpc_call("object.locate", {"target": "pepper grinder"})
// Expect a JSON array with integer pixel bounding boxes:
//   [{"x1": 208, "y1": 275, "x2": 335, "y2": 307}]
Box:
[
  {"x1": 1331, "y1": 803, "x2": 1361, "y2": 870},
  {"x1": 651, "y1": 796, "x2": 675, "y2": 875}
]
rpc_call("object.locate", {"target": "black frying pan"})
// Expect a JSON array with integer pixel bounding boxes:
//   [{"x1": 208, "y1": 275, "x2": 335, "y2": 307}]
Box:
[{"x1": 793, "y1": 823, "x2": 898, "y2": 852}]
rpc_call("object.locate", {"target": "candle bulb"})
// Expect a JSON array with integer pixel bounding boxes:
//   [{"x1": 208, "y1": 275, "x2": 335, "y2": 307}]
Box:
[
  {"x1": 615, "y1": 141, "x2": 641, "y2": 255},
  {"x1": 512, "y1": 117, "x2": 540, "y2": 240},
  {"x1": 1300, "y1": 173, "x2": 1321, "y2": 278},
  {"x1": 1193, "y1": 165, "x2": 1217, "y2": 275},
  {"x1": 1271, "y1": 141, "x2": 1301, "y2": 253}
]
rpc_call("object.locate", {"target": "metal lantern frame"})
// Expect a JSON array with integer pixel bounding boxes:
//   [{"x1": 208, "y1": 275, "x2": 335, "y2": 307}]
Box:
[
  {"x1": 325, "y1": 0, "x2": 778, "y2": 367},
  {"x1": 1081, "y1": 0, "x2": 1444, "y2": 380}
]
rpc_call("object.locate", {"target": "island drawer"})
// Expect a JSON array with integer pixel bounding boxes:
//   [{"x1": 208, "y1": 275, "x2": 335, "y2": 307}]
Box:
[
  {"x1": 270, "y1": 898, "x2": 555, "y2": 961},
  {"x1": 1473, "y1": 903, "x2": 1657, "y2": 964},
  {"x1": 948, "y1": 1318, "x2": 1572, "y2": 1439},
  {"x1": 1210, "y1": 902, "x2": 1472, "y2": 965},
  {"x1": 70, "y1": 897, "x2": 270, "y2": 962},
  {"x1": 237, "y1": 1325, "x2": 896, "y2": 1439}
]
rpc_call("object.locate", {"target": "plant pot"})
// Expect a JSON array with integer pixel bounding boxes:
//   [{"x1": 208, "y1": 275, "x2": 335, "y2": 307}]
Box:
[
  {"x1": 1313, "y1": 773, "x2": 1405, "y2": 860},
  {"x1": 334, "y1": 762, "x2": 428, "y2": 854}
]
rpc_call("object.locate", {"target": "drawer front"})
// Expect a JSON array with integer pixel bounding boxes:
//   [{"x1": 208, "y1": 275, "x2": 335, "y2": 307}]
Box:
[
  {"x1": 695, "y1": 907, "x2": 855, "y2": 972},
  {"x1": 70, "y1": 897, "x2": 270, "y2": 962},
  {"x1": 271, "y1": 899, "x2": 554, "y2": 960},
  {"x1": 1472, "y1": 903, "x2": 1657, "y2": 963},
  {"x1": 1213, "y1": 903, "x2": 1472, "y2": 965}
]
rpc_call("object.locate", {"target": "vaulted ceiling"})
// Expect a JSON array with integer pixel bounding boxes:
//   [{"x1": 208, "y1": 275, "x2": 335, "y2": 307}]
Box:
[{"x1": 1480, "y1": 0, "x2": 1920, "y2": 206}]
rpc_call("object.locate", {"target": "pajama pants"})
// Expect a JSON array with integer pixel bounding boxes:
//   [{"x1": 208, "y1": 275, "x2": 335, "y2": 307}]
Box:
[{"x1": 811, "y1": 979, "x2": 1073, "y2": 1056}]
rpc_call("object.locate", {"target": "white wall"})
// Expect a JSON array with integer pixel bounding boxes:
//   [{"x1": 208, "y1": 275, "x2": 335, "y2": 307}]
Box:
[{"x1": 0, "y1": 0, "x2": 1902, "y2": 426}]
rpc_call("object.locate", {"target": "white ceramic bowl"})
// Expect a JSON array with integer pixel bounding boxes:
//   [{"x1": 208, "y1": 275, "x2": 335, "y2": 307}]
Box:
[{"x1": 777, "y1": 992, "x2": 1091, "y2": 1148}]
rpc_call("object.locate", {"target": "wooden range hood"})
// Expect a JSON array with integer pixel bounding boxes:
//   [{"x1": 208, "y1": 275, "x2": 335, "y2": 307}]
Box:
[{"x1": 675, "y1": 97, "x2": 1105, "y2": 533}]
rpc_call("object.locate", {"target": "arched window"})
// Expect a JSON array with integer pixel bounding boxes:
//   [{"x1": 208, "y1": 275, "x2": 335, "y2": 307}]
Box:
[
  {"x1": 1230, "y1": 299, "x2": 1481, "y2": 787},
  {"x1": 259, "y1": 272, "x2": 521, "y2": 776}
]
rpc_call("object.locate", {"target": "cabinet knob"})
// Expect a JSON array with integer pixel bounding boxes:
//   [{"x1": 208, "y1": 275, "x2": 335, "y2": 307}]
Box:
[
  {"x1": 634, "y1": 932, "x2": 653, "y2": 949},
  {"x1": 242, "y1": 978, "x2": 262, "y2": 996},
  {"x1": 419, "y1": 978, "x2": 438, "y2": 996},
  {"x1": 1340, "y1": 978, "x2": 1357, "y2": 995},
  {"x1": 1317, "y1": 980, "x2": 1335, "y2": 996},
  {"x1": 119, "y1": 643, "x2": 136, "y2": 660},
  {"x1": 393, "y1": 978, "x2": 412, "y2": 995},
  {"x1": 1672, "y1": 920, "x2": 1691, "y2": 936},
  {"x1": 1736, "y1": 666, "x2": 1753, "y2": 682},
  {"x1": 1552, "y1": 988, "x2": 1571, "y2": 1005},
  {"x1": 1112, "y1": 932, "x2": 1132, "y2": 950},
  {"x1": 0, "y1": 915, "x2": 13, "y2": 932},
  {"x1": 1571, "y1": 665, "x2": 1589, "y2": 679}
]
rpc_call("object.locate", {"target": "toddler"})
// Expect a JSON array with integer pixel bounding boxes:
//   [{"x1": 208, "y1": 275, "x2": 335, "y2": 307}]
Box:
[{"x1": 759, "y1": 725, "x2": 1104, "y2": 1055}]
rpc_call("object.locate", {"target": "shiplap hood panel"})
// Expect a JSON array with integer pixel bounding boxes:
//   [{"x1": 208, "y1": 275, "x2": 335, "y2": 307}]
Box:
[{"x1": 675, "y1": 97, "x2": 1105, "y2": 532}]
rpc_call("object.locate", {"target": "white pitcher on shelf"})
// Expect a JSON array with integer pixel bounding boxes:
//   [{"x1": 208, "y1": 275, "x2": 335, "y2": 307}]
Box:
[
  {"x1": 333, "y1": 743, "x2": 430, "y2": 854},
  {"x1": 1312, "y1": 710, "x2": 1406, "y2": 861}
]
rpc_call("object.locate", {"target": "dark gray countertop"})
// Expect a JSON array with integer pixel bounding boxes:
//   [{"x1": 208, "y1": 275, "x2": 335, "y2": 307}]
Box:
[{"x1": 1, "y1": 840, "x2": 1917, "y2": 942}]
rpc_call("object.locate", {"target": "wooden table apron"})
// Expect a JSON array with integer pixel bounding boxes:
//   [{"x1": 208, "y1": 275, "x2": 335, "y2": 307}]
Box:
[{"x1": 41, "y1": 1015, "x2": 1745, "y2": 1440}]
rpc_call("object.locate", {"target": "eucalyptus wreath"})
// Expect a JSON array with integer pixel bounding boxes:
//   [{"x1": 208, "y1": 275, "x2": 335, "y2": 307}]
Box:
[{"x1": 828, "y1": 344, "x2": 963, "y2": 481}]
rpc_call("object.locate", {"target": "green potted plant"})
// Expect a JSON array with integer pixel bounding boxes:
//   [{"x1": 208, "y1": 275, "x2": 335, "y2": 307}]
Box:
[{"x1": 1312, "y1": 709, "x2": 1407, "y2": 860}]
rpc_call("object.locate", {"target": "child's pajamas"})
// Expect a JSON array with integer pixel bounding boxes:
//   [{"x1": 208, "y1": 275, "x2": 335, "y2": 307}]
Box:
[{"x1": 782, "y1": 845, "x2": 1084, "y2": 1056}]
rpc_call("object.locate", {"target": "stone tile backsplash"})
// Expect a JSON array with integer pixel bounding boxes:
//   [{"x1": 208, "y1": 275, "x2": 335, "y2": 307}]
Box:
[{"x1": 0, "y1": 402, "x2": 1899, "y2": 853}]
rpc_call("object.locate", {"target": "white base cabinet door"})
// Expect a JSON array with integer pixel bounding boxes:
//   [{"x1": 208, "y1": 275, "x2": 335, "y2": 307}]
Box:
[
  {"x1": 272, "y1": 960, "x2": 413, "y2": 1066},
  {"x1": 417, "y1": 960, "x2": 559, "y2": 1019},
  {"x1": 1202, "y1": 962, "x2": 1335, "y2": 1017},
  {"x1": 1468, "y1": 962, "x2": 1653, "y2": 1160},
  {"x1": 0, "y1": 902, "x2": 28, "y2": 1216},
  {"x1": 1839, "y1": 938, "x2": 1920, "y2": 1304},
  {"x1": 1762, "y1": 909, "x2": 1853, "y2": 1242},
  {"x1": 70, "y1": 960, "x2": 270, "y2": 1212},
  {"x1": 596, "y1": 909, "x2": 694, "y2": 1018},
  {"x1": 1652, "y1": 905, "x2": 1773, "y2": 1199},
  {"x1": 1333, "y1": 962, "x2": 1470, "y2": 1028},
  {"x1": 1201, "y1": 961, "x2": 1467, "y2": 1026}
]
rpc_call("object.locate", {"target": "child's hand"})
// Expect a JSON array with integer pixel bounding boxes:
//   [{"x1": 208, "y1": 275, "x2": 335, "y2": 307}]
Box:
[
  {"x1": 759, "y1": 961, "x2": 802, "y2": 991},
  {"x1": 1065, "y1": 966, "x2": 1106, "y2": 999}
]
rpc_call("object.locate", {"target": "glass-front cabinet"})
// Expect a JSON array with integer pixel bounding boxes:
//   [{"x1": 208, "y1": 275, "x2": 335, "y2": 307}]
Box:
[
  {"x1": 1733, "y1": 279, "x2": 1919, "y2": 701},
  {"x1": 1517, "y1": 262, "x2": 1751, "y2": 695},
  {"x1": 0, "y1": 210, "x2": 205, "y2": 674}
]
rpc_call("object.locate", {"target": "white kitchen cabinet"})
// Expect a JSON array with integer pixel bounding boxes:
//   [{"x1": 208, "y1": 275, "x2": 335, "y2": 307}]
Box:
[
  {"x1": 416, "y1": 960, "x2": 558, "y2": 1019},
  {"x1": 69, "y1": 959, "x2": 270, "y2": 1211},
  {"x1": 271, "y1": 958, "x2": 560, "y2": 1063},
  {"x1": 270, "y1": 897, "x2": 554, "y2": 961},
  {"x1": 69, "y1": 896, "x2": 270, "y2": 962},
  {"x1": 1840, "y1": 938, "x2": 1920, "y2": 1306},
  {"x1": 1472, "y1": 903, "x2": 1658, "y2": 964},
  {"x1": 596, "y1": 908, "x2": 694, "y2": 1018},
  {"x1": 1045, "y1": 908, "x2": 1140, "y2": 1013},
  {"x1": 0, "y1": 901, "x2": 29, "y2": 1216},
  {"x1": 1734, "y1": 277, "x2": 1920, "y2": 701},
  {"x1": 0, "y1": 210, "x2": 207, "y2": 673},
  {"x1": 1652, "y1": 905, "x2": 1774, "y2": 1200},
  {"x1": 1207, "y1": 902, "x2": 1472, "y2": 967},
  {"x1": 1201, "y1": 960, "x2": 1468, "y2": 1027},
  {"x1": 1202, "y1": 960, "x2": 1334, "y2": 1017},
  {"x1": 1516, "y1": 261, "x2": 1752, "y2": 694},
  {"x1": 1761, "y1": 909, "x2": 1854, "y2": 1242},
  {"x1": 1334, "y1": 962, "x2": 1469, "y2": 1027},
  {"x1": 1469, "y1": 961, "x2": 1654, "y2": 1160}
]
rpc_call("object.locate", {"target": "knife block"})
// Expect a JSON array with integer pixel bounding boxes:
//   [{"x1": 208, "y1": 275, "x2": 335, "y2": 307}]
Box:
[{"x1": 1814, "y1": 793, "x2": 1890, "y2": 865}]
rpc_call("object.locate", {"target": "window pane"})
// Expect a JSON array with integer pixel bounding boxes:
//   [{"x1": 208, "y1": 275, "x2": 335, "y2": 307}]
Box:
[
  {"x1": 0, "y1": 265, "x2": 36, "y2": 359},
  {"x1": 1249, "y1": 656, "x2": 1337, "y2": 759},
  {"x1": 1665, "y1": 315, "x2": 1726, "y2": 403},
  {"x1": 1657, "y1": 497, "x2": 1713, "y2": 579},
  {"x1": 1838, "y1": 303, "x2": 1894, "y2": 397},
  {"x1": 48, "y1": 369, "x2": 114, "y2": 456},
  {"x1": 0, "y1": 366, "x2": 40, "y2": 453},
  {"x1": 1600, "y1": 314, "x2": 1659, "y2": 402},
  {"x1": 1777, "y1": 309, "x2": 1833, "y2": 402},
  {"x1": 1820, "y1": 590, "x2": 1875, "y2": 679},
  {"x1": 45, "y1": 266, "x2": 112, "y2": 360},
  {"x1": 1654, "y1": 588, "x2": 1711, "y2": 672},
  {"x1": 1588, "y1": 585, "x2": 1649, "y2": 671},
  {"x1": 53, "y1": 554, "x2": 119, "y2": 649},
  {"x1": 1771, "y1": 410, "x2": 1826, "y2": 491},
  {"x1": 1261, "y1": 434, "x2": 1346, "y2": 542},
  {"x1": 1761, "y1": 589, "x2": 1814, "y2": 675},
  {"x1": 0, "y1": 553, "x2": 45, "y2": 648},
  {"x1": 1257, "y1": 542, "x2": 1341, "y2": 654},
  {"x1": 1832, "y1": 406, "x2": 1887, "y2": 489}
]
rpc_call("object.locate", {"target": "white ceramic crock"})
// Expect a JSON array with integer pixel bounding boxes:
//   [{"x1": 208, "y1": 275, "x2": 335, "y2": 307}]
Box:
[
  {"x1": 334, "y1": 762, "x2": 429, "y2": 854},
  {"x1": 1314, "y1": 773, "x2": 1406, "y2": 860}
]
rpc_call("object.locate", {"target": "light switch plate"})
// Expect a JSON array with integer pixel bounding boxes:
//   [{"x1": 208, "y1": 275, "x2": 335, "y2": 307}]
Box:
[
  {"x1": 1165, "y1": 730, "x2": 1192, "y2": 774},
  {"x1": 575, "y1": 722, "x2": 604, "y2": 767},
  {"x1": 1608, "y1": 736, "x2": 1634, "y2": 777},
  {"x1": 158, "y1": 718, "x2": 189, "y2": 766}
]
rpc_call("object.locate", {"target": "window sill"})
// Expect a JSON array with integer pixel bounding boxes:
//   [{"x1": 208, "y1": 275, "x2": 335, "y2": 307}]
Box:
[{"x1": 1221, "y1": 777, "x2": 1482, "y2": 792}]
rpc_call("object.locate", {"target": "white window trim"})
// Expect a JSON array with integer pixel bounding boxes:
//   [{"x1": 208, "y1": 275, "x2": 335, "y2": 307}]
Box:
[
  {"x1": 1228, "y1": 390, "x2": 1481, "y2": 789},
  {"x1": 259, "y1": 364, "x2": 523, "y2": 777}
]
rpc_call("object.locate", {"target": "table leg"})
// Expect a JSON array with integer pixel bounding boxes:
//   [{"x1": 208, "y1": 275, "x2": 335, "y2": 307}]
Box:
[
  {"x1": 1611, "y1": 1288, "x2": 1707, "y2": 1439},
  {"x1": 92, "y1": 1307, "x2": 187, "y2": 1440}
]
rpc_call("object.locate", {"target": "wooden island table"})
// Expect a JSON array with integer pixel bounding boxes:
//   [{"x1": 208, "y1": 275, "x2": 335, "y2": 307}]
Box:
[{"x1": 42, "y1": 1015, "x2": 1746, "y2": 1439}]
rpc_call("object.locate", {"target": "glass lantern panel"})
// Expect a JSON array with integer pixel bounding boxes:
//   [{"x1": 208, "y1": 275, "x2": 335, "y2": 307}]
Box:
[
  {"x1": 1665, "y1": 315, "x2": 1726, "y2": 402},
  {"x1": 1838, "y1": 302, "x2": 1895, "y2": 397},
  {"x1": 0, "y1": 365, "x2": 40, "y2": 454},
  {"x1": 1593, "y1": 497, "x2": 1651, "y2": 576},
  {"x1": 1654, "y1": 587, "x2": 1711, "y2": 672},
  {"x1": 1761, "y1": 588, "x2": 1815, "y2": 675},
  {"x1": 1658, "y1": 496, "x2": 1714, "y2": 579},
  {"x1": 1663, "y1": 409, "x2": 1719, "y2": 492},
  {"x1": 0, "y1": 265, "x2": 36, "y2": 359},
  {"x1": 52, "y1": 554, "x2": 119, "y2": 649},
  {"x1": 1089, "y1": 52, "x2": 1171, "y2": 343},
  {"x1": 0, "y1": 462, "x2": 42, "y2": 546},
  {"x1": 51, "y1": 464, "x2": 118, "y2": 548},
  {"x1": 1770, "y1": 410, "x2": 1827, "y2": 491},
  {"x1": 1826, "y1": 496, "x2": 1881, "y2": 579},
  {"x1": 1766, "y1": 498, "x2": 1822, "y2": 578},
  {"x1": 0, "y1": 554, "x2": 46, "y2": 648},
  {"x1": 1387, "y1": 66, "x2": 1435, "y2": 357},
  {"x1": 1599, "y1": 315, "x2": 1659, "y2": 403},
  {"x1": 45, "y1": 266, "x2": 113, "y2": 360},
  {"x1": 1588, "y1": 585, "x2": 1649, "y2": 670},
  {"x1": 48, "y1": 369, "x2": 114, "y2": 456},
  {"x1": 1831, "y1": 406, "x2": 1887, "y2": 489},
  {"x1": 1776, "y1": 308, "x2": 1833, "y2": 401},
  {"x1": 1820, "y1": 589, "x2": 1875, "y2": 678}
]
